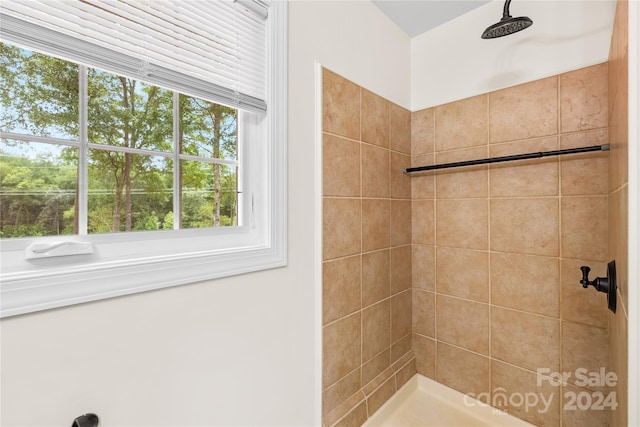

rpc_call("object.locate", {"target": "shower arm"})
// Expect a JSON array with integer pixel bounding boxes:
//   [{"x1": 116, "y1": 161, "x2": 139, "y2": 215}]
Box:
[{"x1": 501, "y1": 0, "x2": 513, "y2": 20}]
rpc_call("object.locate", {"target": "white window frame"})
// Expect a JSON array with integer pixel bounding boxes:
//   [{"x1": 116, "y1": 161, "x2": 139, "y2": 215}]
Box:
[{"x1": 0, "y1": 1, "x2": 287, "y2": 318}]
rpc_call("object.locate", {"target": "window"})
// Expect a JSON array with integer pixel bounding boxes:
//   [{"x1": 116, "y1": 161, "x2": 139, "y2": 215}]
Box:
[
  {"x1": 2, "y1": 49, "x2": 241, "y2": 235},
  {"x1": 0, "y1": 0, "x2": 287, "y2": 317}
]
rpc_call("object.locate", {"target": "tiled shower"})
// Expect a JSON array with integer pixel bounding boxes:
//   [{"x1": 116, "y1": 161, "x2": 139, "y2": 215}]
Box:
[
  {"x1": 321, "y1": 6, "x2": 629, "y2": 421},
  {"x1": 322, "y1": 69, "x2": 416, "y2": 427},
  {"x1": 409, "y1": 63, "x2": 610, "y2": 427}
]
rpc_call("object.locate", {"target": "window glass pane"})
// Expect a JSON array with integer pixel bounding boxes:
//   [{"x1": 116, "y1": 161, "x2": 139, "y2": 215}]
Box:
[
  {"x1": 0, "y1": 140, "x2": 78, "y2": 238},
  {"x1": 1, "y1": 43, "x2": 79, "y2": 140},
  {"x1": 179, "y1": 94, "x2": 238, "y2": 160},
  {"x1": 88, "y1": 69, "x2": 173, "y2": 152},
  {"x1": 180, "y1": 160, "x2": 238, "y2": 228},
  {"x1": 88, "y1": 151, "x2": 173, "y2": 233}
]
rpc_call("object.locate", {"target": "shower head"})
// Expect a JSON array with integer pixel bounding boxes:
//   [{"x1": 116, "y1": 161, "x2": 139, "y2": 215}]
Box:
[{"x1": 481, "y1": 0, "x2": 532, "y2": 39}]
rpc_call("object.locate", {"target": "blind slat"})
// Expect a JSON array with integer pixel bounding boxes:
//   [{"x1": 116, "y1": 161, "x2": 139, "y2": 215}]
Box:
[{"x1": 0, "y1": 0, "x2": 268, "y2": 114}]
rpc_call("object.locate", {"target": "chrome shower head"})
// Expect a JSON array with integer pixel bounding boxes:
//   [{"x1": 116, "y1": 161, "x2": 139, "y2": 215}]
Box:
[{"x1": 481, "y1": 0, "x2": 532, "y2": 39}]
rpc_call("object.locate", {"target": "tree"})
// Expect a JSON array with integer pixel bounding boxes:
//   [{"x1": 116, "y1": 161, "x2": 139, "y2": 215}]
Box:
[
  {"x1": 180, "y1": 96, "x2": 237, "y2": 227},
  {"x1": 87, "y1": 70, "x2": 173, "y2": 232},
  {"x1": 0, "y1": 147, "x2": 76, "y2": 237}
]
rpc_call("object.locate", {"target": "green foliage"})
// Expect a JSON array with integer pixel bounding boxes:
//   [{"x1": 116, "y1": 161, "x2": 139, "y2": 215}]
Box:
[
  {"x1": 1, "y1": 43, "x2": 239, "y2": 238},
  {"x1": 134, "y1": 212, "x2": 160, "y2": 231},
  {"x1": 162, "y1": 211, "x2": 174, "y2": 230},
  {"x1": 0, "y1": 145, "x2": 77, "y2": 237},
  {"x1": 1, "y1": 44, "x2": 79, "y2": 138}
]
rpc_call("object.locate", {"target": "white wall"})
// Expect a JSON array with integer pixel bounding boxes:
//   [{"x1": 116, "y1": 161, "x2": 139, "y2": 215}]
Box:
[
  {"x1": 290, "y1": 0, "x2": 411, "y2": 109},
  {"x1": 0, "y1": 2, "x2": 409, "y2": 426},
  {"x1": 411, "y1": 0, "x2": 616, "y2": 110}
]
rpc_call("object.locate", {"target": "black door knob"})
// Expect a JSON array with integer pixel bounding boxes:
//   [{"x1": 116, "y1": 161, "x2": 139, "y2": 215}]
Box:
[{"x1": 72, "y1": 413, "x2": 99, "y2": 427}]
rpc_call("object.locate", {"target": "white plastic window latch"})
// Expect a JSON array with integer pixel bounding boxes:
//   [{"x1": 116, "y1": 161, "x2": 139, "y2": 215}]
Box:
[{"x1": 25, "y1": 241, "x2": 94, "y2": 260}]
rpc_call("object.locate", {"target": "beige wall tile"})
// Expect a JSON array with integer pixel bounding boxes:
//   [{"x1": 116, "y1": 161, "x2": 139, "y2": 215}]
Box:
[
  {"x1": 561, "y1": 196, "x2": 608, "y2": 261},
  {"x1": 390, "y1": 334, "x2": 412, "y2": 363},
  {"x1": 390, "y1": 200, "x2": 411, "y2": 246},
  {"x1": 361, "y1": 349, "x2": 390, "y2": 387},
  {"x1": 491, "y1": 252, "x2": 559, "y2": 317},
  {"x1": 362, "y1": 199, "x2": 390, "y2": 252},
  {"x1": 609, "y1": 97, "x2": 629, "y2": 192},
  {"x1": 361, "y1": 88, "x2": 389, "y2": 148},
  {"x1": 436, "y1": 247, "x2": 489, "y2": 302},
  {"x1": 562, "y1": 321, "x2": 610, "y2": 391},
  {"x1": 437, "y1": 343, "x2": 490, "y2": 398},
  {"x1": 435, "y1": 147, "x2": 488, "y2": 199},
  {"x1": 561, "y1": 258, "x2": 609, "y2": 329},
  {"x1": 412, "y1": 244, "x2": 435, "y2": 291},
  {"x1": 491, "y1": 198, "x2": 559, "y2": 257},
  {"x1": 323, "y1": 312, "x2": 361, "y2": 387},
  {"x1": 323, "y1": 368, "x2": 361, "y2": 417},
  {"x1": 436, "y1": 199, "x2": 488, "y2": 250},
  {"x1": 410, "y1": 154, "x2": 435, "y2": 199},
  {"x1": 324, "y1": 391, "x2": 366, "y2": 427},
  {"x1": 412, "y1": 289, "x2": 435, "y2": 338},
  {"x1": 366, "y1": 375, "x2": 397, "y2": 416},
  {"x1": 609, "y1": 301, "x2": 628, "y2": 427},
  {"x1": 437, "y1": 295, "x2": 489, "y2": 355},
  {"x1": 323, "y1": 256, "x2": 361, "y2": 324},
  {"x1": 391, "y1": 290, "x2": 412, "y2": 342},
  {"x1": 435, "y1": 94, "x2": 488, "y2": 151},
  {"x1": 489, "y1": 137, "x2": 559, "y2": 197},
  {"x1": 323, "y1": 68, "x2": 360, "y2": 139},
  {"x1": 411, "y1": 108, "x2": 435, "y2": 155},
  {"x1": 391, "y1": 349, "x2": 413, "y2": 370},
  {"x1": 323, "y1": 134, "x2": 361, "y2": 197},
  {"x1": 412, "y1": 333, "x2": 435, "y2": 379},
  {"x1": 331, "y1": 400, "x2": 367, "y2": 427},
  {"x1": 390, "y1": 245, "x2": 412, "y2": 294},
  {"x1": 490, "y1": 76, "x2": 558, "y2": 143},
  {"x1": 412, "y1": 200, "x2": 434, "y2": 245},
  {"x1": 390, "y1": 103, "x2": 411, "y2": 154},
  {"x1": 362, "y1": 144, "x2": 390, "y2": 198},
  {"x1": 560, "y1": 63, "x2": 608, "y2": 133},
  {"x1": 491, "y1": 307, "x2": 560, "y2": 372},
  {"x1": 362, "y1": 300, "x2": 390, "y2": 362},
  {"x1": 491, "y1": 360, "x2": 561, "y2": 427},
  {"x1": 562, "y1": 384, "x2": 611, "y2": 427},
  {"x1": 362, "y1": 250, "x2": 390, "y2": 308},
  {"x1": 362, "y1": 367, "x2": 394, "y2": 395},
  {"x1": 390, "y1": 152, "x2": 412, "y2": 199},
  {"x1": 323, "y1": 197, "x2": 361, "y2": 260},
  {"x1": 395, "y1": 357, "x2": 416, "y2": 389},
  {"x1": 560, "y1": 129, "x2": 609, "y2": 196}
]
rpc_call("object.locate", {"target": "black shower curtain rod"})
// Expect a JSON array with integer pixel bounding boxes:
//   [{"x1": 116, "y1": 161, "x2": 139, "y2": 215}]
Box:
[{"x1": 403, "y1": 144, "x2": 610, "y2": 174}]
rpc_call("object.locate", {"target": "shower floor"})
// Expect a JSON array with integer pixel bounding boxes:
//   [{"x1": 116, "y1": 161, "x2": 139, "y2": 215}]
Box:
[{"x1": 362, "y1": 375, "x2": 535, "y2": 427}]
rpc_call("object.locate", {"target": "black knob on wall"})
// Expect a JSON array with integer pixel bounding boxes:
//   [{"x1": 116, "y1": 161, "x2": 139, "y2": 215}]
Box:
[
  {"x1": 580, "y1": 260, "x2": 617, "y2": 313},
  {"x1": 72, "y1": 413, "x2": 99, "y2": 427}
]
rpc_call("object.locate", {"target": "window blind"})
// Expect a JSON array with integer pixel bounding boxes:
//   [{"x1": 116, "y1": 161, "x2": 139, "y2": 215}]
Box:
[{"x1": 0, "y1": 0, "x2": 268, "y2": 114}]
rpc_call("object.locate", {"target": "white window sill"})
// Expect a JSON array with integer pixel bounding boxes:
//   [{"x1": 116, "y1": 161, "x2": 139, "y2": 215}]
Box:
[{"x1": 1, "y1": 224, "x2": 286, "y2": 317}]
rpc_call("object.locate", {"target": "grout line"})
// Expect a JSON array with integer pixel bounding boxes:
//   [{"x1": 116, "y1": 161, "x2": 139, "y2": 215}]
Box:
[
  {"x1": 432, "y1": 106, "x2": 438, "y2": 382},
  {"x1": 486, "y1": 89, "x2": 492, "y2": 391},
  {"x1": 322, "y1": 364, "x2": 362, "y2": 393},
  {"x1": 359, "y1": 86, "x2": 364, "y2": 391},
  {"x1": 557, "y1": 77, "x2": 565, "y2": 425}
]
